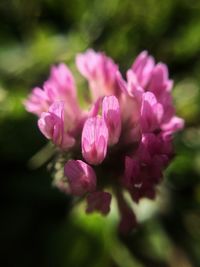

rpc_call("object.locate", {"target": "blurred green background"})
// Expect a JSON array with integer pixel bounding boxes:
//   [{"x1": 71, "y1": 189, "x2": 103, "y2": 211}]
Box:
[{"x1": 1, "y1": 0, "x2": 200, "y2": 266}]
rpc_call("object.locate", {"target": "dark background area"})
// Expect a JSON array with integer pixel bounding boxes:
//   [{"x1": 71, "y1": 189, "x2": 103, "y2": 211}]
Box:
[{"x1": 1, "y1": 0, "x2": 200, "y2": 266}]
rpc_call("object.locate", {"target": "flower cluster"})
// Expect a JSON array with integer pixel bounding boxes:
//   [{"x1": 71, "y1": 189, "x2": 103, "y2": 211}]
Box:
[{"x1": 25, "y1": 50, "x2": 184, "y2": 233}]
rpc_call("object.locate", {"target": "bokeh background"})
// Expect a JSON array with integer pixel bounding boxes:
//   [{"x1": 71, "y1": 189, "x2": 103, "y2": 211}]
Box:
[{"x1": 1, "y1": 0, "x2": 200, "y2": 266}]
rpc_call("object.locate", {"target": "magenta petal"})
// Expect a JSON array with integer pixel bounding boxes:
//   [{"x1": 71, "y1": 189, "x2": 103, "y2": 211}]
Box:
[
  {"x1": 81, "y1": 115, "x2": 108, "y2": 165},
  {"x1": 161, "y1": 116, "x2": 184, "y2": 136},
  {"x1": 123, "y1": 157, "x2": 141, "y2": 189},
  {"x1": 141, "y1": 92, "x2": 164, "y2": 132},
  {"x1": 38, "y1": 112, "x2": 54, "y2": 139},
  {"x1": 49, "y1": 101, "x2": 64, "y2": 118},
  {"x1": 102, "y1": 95, "x2": 121, "y2": 145},
  {"x1": 38, "y1": 101, "x2": 75, "y2": 150},
  {"x1": 116, "y1": 70, "x2": 127, "y2": 94},
  {"x1": 86, "y1": 191, "x2": 112, "y2": 215},
  {"x1": 148, "y1": 63, "x2": 173, "y2": 95},
  {"x1": 132, "y1": 50, "x2": 155, "y2": 88},
  {"x1": 76, "y1": 49, "x2": 119, "y2": 100},
  {"x1": 24, "y1": 87, "x2": 49, "y2": 116},
  {"x1": 88, "y1": 97, "x2": 102, "y2": 117},
  {"x1": 49, "y1": 63, "x2": 77, "y2": 98},
  {"x1": 62, "y1": 134, "x2": 75, "y2": 150},
  {"x1": 64, "y1": 160, "x2": 96, "y2": 196}
]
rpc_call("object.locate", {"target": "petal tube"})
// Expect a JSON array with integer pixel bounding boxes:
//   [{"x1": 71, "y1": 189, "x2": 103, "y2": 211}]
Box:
[{"x1": 102, "y1": 95, "x2": 121, "y2": 145}]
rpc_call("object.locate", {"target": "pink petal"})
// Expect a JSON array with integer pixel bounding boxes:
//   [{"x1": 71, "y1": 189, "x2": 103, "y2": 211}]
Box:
[
  {"x1": 132, "y1": 51, "x2": 155, "y2": 88},
  {"x1": 82, "y1": 116, "x2": 108, "y2": 165},
  {"x1": 161, "y1": 116, "x2": 184, "y2": 136},
  {"x1": 24, "y1": 87, "x2": 49, "y2": 116},
  {"x1": 141, "y1": 92, "x2": 164, "y2": 132},
  {"x1": 64, "y1": 160, "x2": 96, "y2": 196},
  {"x1": 148, "y1": 63, "x2": 173, "y2": 97},
  {"x1": 102, "y1": 95, "x2": 121, "y2": 145},
  {"x1": 76, "y1": 49, "x2": 119, "y2": 100}
]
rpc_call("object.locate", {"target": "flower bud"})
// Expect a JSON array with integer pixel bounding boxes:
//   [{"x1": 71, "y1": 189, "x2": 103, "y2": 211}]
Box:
[
  {"x1": 64, "y1": 160, "x2": 96, "y2": 196},
  {"x1": 82, "y1": 115, "x2": 108, "y2": 165},
  {"x1": 38, "y1": 101, "x2": 75, "y2": 150}
]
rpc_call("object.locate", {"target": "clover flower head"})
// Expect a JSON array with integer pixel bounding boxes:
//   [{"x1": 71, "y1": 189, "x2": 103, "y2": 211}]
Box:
[{"x1": 25, "y1": 49, "x2": 184, "y2": 233}]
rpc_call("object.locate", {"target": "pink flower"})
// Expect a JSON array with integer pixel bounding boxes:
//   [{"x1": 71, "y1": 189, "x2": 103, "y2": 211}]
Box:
[
  {"x1": 102, "y1": 96, "x2": 121, "y2": 145},
  {"x1": 131, "y1": 50, "x2": 155, "y2": 88},
  {"x1": 123, "y1": 157, "x2": 141, "y2": 189},
  {"x1": 125, "y1": 70, "x2": 144, "y2": 102},
  {"x1": 86, "y1": 191, "x2": 112, "y2": 215},
  {"x1": 116, "y1": 71, "x2": 142, "y2": 143},
  {"x1": 25, "y1": 49, "x2": 184, "y2": 233},
  {"x1": 38, "y1": 101, "x2": 75, "y2": 150},
  {"x1": 76, "y1": 49, "x2": 119, "y2": 100},
  {"x1": 148, "y1": 63, "x2": 173, "y2": 97},
  {"x1": 47, "y1": 63, "x2": 77, "y2": 99},
  {"x1": 140, "y1": 92, "x2": 164, "y2": 133},
  {"x1": 161, "y1": 116, "x2": 185, "y2": 136},
  {"x1": 123, "y1": 133, "x2": 172, "y2": 203},
  {"x1": 124, "y1": 156, "x2": 157, "y2": 202},
  {"x1": 24, "y1": 87, "x2": 49, "y2": 116},
  {"x1": 25, "y1": 63, "x2": 81, "y2": 122},
  {"x1": 82, "y1": 115, "x2": 108, "y2": 165},
  {"x1": 64, "y1": 160, "x2": 96, "y2": 196},
  {"x1": 137, "y1": 133, "x2": 172, "y2": 160}
]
